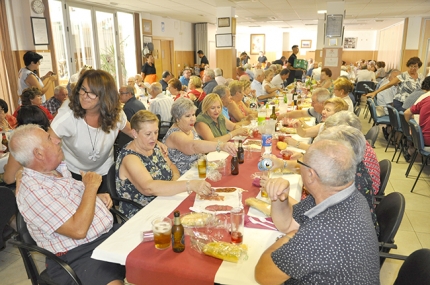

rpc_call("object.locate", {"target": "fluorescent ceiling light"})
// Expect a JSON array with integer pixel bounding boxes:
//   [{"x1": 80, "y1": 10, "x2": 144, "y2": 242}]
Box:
[{"x1": 317, "y1": 10, "x2": 327, "y2": 14}]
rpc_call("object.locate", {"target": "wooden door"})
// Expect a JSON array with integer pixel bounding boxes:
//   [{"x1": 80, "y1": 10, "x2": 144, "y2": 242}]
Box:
[
  {"x1": 152, "y1": 39, "x2": 162, "y2": 80},
  {"x1": 161, "y1": 40, "x2": 173, "y2": 76}
]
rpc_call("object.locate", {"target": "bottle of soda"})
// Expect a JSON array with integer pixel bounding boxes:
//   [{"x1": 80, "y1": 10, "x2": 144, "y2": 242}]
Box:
[
  {"x1": 261, "y1": 134, "x2": 272, "y2": 156},
  {"x1": 172, "y1": 210, "x2": 185, "y2": 253},
  {"x1": 231, "y1": 154, "x2": 239, "y2": 175},
  {"x1": 237, "y1": 140, "x2": 244, "y2": 164}
]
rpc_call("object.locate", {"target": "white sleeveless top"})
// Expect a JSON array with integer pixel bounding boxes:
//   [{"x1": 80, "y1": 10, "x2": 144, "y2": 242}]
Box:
[{"x1": 17, "y1": 68, "x2": 46, "y2": 102}]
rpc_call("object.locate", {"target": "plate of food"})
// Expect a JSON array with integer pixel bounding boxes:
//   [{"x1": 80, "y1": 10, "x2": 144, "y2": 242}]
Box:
[
  {"x1": 243, "y1": 139, "x2": 262, "y2": 151},
  {"x1": 192, "y1": 187, "x2": 242, "y2": 213}
]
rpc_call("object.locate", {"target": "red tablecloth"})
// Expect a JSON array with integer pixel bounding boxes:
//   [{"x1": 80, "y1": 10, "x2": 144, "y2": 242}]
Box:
[{"x1": 125, "y1": 145, "x2": 278, "y2": 285}]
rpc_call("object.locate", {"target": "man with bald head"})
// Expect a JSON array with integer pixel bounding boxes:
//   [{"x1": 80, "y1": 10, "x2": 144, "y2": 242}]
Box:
[{"x1": 255, "y1": 138, "x2": 379, "y2": 284}]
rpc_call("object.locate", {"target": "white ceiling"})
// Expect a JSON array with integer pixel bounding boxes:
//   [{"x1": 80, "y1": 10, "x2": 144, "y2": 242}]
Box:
[{"x1": 73, "y1": 0, "x2": 430, "y2": 31}]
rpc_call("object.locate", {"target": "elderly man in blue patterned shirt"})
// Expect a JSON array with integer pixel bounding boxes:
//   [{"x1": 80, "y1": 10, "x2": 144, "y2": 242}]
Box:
[{"x1": 255, "y1": 137, "x2": 379, "y2": 285}]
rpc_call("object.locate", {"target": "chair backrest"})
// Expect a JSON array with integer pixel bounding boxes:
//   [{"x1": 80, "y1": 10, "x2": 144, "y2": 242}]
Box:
[
  {"x1": 106, "y1": 163, "x2": 119, "y2": 206},
  {"x1": 355, "y1": 81, "x2": 376, "y2": 93},
  {"x1": 365, "y1": 125, "x2": 380, "y2": 147},
  {"x1": 376, "y1": 192, "x2": 405, "y2": 246},
  {"x1": 378, "y1": 159, "x2": 392, "y2": 196},
  {"x1": 387, "y1": 105, "x2": 401, "y2": 132},
  {"x1": 398, "y1": 112, "x2": 411, "y2": 140},
  {"x1": 367, "y1": 98, "x2": 377, "y2": 121},
  {"x1": 156, "y1": 114, "x2": 173, "y2": 141},
  {"x1": 394, "y1": 248, "x2": 430, "y2": 285},
  {"x1": 408, "y1": 119, "x2": 425, "y2": 151}
]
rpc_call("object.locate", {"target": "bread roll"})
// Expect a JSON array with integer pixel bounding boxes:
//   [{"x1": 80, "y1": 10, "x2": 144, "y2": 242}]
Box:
[{"x1": 245, "y1": 198, "x2": 271, "y2": 216}]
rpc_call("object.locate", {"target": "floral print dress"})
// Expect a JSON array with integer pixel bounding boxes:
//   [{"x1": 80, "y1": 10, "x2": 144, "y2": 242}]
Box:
[{"x1": 115, "y1": 143, "x2": 173, "y2": 219}]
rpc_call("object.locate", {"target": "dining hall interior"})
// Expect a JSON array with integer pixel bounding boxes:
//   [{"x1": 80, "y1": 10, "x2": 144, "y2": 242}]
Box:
[{"x1": 1, "y1": 0, "x2": 430, "y2": 284}]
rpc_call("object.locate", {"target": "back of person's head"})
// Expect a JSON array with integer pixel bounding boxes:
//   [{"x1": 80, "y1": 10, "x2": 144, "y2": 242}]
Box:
[
  {"x1": 189, "y1": 76, "x2": 202, "y2": 88},
  {"x1": 214, "y1": 68, "x2": 223, "y2": 77},
  {"x1": 237, "y1": 67, "x2": 245, "y2": 73},
  {"x1": 70, "y1": 69, "x2": 120, "y2": 133},
  {"x1": 0, "y1": 99, "x2": 9, "y2": 113},
  {"x1": 240, "y1": 79, "x2": 251, "y2": 90},
  {"x1": 162, "y1": 71, "x2": 172, "y2": 79},
  {"x1": 168, "y1": 78, "x2": 182, "y2": 91},
  {"x1": 9, "y1": 124, "x2": 43, "y2": 167},
  {"x1": 312, "y1": 88, "x2": 331, "y2": 103},
  {"x1": 263, "y1": 69, "x2": 273, "y2": 78},
  {"x1": 254, "y1": 69, "x2": 263, "y2": 78},
  {"x1": 421, "y1": 76, "x2": 430, "y2": 91},
  {"x1": 54, "y1": 85, "x2": 67, "y2": 96},
  {"x1": 23, "y1": 51, "x2": 43, "y2": 66},
  {"x1": 228, "y1": 80, "x2": 243, "y2": 96},
  {"x1": 376, "y1": 61, "x2": 386, "y2": 68},
  {"x1": 324, "y1": 97, "x2": 349, "y2": 112},
  {"x1": 280, "y1": 69, "x2": 290, "y2": 76},
  {"x1": 333, "y1": 77, "x2": 353, "y2": 93},
  {"x1": 306, "y1": 139, "x2": 356, "y2": 187},
  {"x1": 17, "y1": 105, "x2": 50, "y2": 131},
  {"x1": 239, "y1": 75, "x2": 250, "y2": 82},
  {"x1": 130, "y1": 110, "x2": 158, "y2": 131},
  {"x1": 150, "y1": 82, "x2": 162, "y2": 94},
  {"x1": 321, "y1": 67, "x2": 332, "y2": 77},
  {"x1": 171, "y1": 98, "x2": 197, "y2": 123},
  {"x1": 316, "y1": 125, "x2": 366, "y2": 165},
  {"x1": 125, "y1": 85, "x2": 135, "y2": 96},
  {"x1": 212, "y1": 85, "x2": 229, "y2": 98},
  {"x1": 197, "y1": 50, "x2": 204, "y2": 55},
  {"x1": 324, "y1": 111, "x2": 362, "y2": 131},
  {"x1": 21, "y1": 87, "x2": 42, "y2": 106},
  {"x1": 204, "y1": 69, "x2": 215, "y2": 79},
  {"x1": 201, "y1": 93, "x2": 222, "y2": 114}
]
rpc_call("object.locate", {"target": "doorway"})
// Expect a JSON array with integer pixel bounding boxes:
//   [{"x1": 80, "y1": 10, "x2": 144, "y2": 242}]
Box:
[{"x1": 152, "y1": 39, "x2": 174, "y2": 80}]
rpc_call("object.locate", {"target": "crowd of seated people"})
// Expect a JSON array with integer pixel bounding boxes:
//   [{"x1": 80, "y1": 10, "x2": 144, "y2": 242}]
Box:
[{"x1": 6, "y1": 47, "x2": 429, "y2": 284}]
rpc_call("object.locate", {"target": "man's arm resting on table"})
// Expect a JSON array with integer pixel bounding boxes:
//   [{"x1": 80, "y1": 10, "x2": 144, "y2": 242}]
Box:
[
  {"x1": 255, "y1": 235, "x2": 293, "y2": 285},
  {"x1": 56, "y1": 172, "x2": 101, "y2": 239}
]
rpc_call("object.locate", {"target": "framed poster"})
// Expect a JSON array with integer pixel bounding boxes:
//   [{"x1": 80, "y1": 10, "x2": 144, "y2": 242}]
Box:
[
  {"x1": 218, "y1": 17, "x2": 230, "y2": 28},
  {"x1": 250, "y1": 34, "x2": 265, "y2": 55},
  {"x1": 142, "y1": 19, "x2": 152, "y2": 35},
  {"x1": 328, "y1": 38, "x2": 338, "y2": 46},
  {"x1": 301, "y1": 40, "x2": 312, "y2": 49},
  {"x1": 326, "y1": 14, "x2": 343, "y2": 37},
  {"x1": 216, "y1": 33, "x2": 234, "y2": 48},
  {"x1": 344, "y1": 37, "x2": 357, "y2": 49},
  {"x1": 30, "y1": 17, "x2": 49, "y2": 45}
]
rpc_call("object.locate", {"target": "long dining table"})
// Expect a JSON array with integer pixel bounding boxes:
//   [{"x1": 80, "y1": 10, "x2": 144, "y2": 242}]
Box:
[{"x1": 92, "y1": 122, "x2": 314, "y2": 285}]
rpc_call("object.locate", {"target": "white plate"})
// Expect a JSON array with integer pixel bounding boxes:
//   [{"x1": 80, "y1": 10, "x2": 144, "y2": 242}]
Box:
[{"x1": 192, "y1": 187, "x2": 243, "y2": 213}]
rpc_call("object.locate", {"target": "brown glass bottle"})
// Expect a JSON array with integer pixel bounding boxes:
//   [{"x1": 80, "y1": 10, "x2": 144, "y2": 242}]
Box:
[
  {"x1": 270, "y1": 106, "x2": 277, "y2": 120},
  {"x1": 237, "y1": 140, "x2": 244, "y2": 164},
  {"x1": 2, "y1": 133, "x2": 8, "y2": 152},
  {"x1": 171, "y1": 211, "x2": 185, "y2": 253},
  {"x1": 231, "y1": 154, "x2": 239, "y2": 175}
]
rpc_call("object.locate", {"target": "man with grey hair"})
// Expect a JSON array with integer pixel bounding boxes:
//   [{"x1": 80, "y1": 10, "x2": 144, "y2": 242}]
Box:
[
  {"x1": 149, "y1": 82, "x2": 173, "y2": 125},
  {"x1": 255, "y1": 138, "x2": 379, "y2": 284},
  {"x1": 202, "y1": 68, "x2": 218, "y2": 94},
  {"x1": 311, "y1": 62, "x2": 322, "y2": 81},
  {"x1": 212, "y1": 85, "x2": 232, "y2": 120},
  {"x1": 244, "y1": 63, "x2": 254, "y2": 80},
  {"x1": 10, "y1": 124, "x2": 125, "y2": 285},
  {"x1": 42, "y1": 85, "x2": 68, "y2": 116},
  {"x1": 119, "y1": 86, "x2": 146, "y2": 121},
  {"x1": 278, "y1": 88, "x2": 331, "y2": 123},
  {"x1": 214, "y1": 68, "x2": 226, "y2": 86},
  {"x1": 251, "y1": 69, "x2": 265, "y2": 100},
  {"x1": 159, "y1": 71, "x2": 173, "y2": 91}
]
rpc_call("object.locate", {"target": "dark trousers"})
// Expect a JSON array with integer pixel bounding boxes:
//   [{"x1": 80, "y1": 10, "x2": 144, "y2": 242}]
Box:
[{"x1": 71, "y1": 172, "x2": 109, "y2": 194}]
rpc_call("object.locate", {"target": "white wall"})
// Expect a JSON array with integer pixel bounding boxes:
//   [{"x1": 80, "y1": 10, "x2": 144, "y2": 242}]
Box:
[
  {"x1": 405, "y1": 17, "x2": 421, "y2": 49},
  {"x1": 343, "y1": 30, "x2": 378, "y2": 50},
  {"x1": 144, "y1": 14, "x2": 193, "y2": 51}
]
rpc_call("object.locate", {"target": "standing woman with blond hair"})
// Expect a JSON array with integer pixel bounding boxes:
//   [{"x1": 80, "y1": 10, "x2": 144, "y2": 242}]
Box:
[{"x1": 49, "y1": 69, "x2": 134, "y2": 193}]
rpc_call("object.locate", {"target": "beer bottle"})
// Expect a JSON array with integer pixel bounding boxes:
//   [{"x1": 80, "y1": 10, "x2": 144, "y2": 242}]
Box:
[
  {"x1": 270, "y1": 106, "x2": 277, "y2": 120},
  {"x1": 237, "y1": 140, "x2": 244, "y2": 164},
  {"x1": 293, "y1": 79, "x2": 298, "y2": 106},
  {"x1": 2, "y1": 133, "x2": 8, "y2": 152},
  {"x1": 231, "y1": 154, "x2": 239, "y2": 175},
  {"x1": 172, "y1": 210, "x2": 185, "y2": 253}
]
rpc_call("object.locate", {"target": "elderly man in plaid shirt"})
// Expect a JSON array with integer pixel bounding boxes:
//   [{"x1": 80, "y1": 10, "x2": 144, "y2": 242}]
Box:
[
  {"x1": 42, "y1": 85, "x2": 68, "y2": 116},
  {"x1": 10, "y1": 124, "x2": 125, "y2": 285}
]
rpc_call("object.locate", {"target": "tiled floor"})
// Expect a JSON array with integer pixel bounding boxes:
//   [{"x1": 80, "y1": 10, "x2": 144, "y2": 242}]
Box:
[{"x1": 0, "y1": 104, "x2": 429, "y2": 284}]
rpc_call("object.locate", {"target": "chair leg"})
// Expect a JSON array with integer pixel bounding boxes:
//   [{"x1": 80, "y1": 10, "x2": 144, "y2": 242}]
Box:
[
  {"x1": 395, "y1": 138, "x2": 404, "y2": 163},
  {"x1": 411, "y1": 156, "x2": 429, "y2": 192},
  {"x1": 406, "y1": 150, "x2": 418, "y2": 177},
  {"x1": 385, "y1": 132, "x2": 394, "y2": 152}
]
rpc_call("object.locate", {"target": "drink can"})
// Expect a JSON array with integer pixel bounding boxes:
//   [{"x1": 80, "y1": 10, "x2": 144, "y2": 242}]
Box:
[{"x1": 261, "y1": 134, "x2": 272, "y2": 155}]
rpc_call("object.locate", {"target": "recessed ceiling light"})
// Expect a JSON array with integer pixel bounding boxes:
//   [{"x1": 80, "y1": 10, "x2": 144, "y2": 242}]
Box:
[
  {"x1": 317, "y1": 10, "x2": 327, "y2": 14},
  {"x1": 235, "y1": 15, "x2": 239, "y2": 18}
]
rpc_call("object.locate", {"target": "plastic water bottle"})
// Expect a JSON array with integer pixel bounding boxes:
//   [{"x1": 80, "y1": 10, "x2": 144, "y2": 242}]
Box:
[{"x1": 261, "y1": 134, "x2": 272, "y2": 156}]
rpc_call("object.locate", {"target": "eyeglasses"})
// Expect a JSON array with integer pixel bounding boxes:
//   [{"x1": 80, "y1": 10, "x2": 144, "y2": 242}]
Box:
[
  {"x1": 297, "y1": 159, "x2": 320, "y2": 177},
  {"x1": 79, "y1": 87, "x2": 98, "y2": 100}
]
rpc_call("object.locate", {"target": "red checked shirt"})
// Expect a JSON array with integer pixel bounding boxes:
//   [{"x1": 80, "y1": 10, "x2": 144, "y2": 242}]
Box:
[
  {"x1": 363, "y1": 141, "x2": 381, "y2": 195},
  {"x1": 16, "y1": 162, "x2": 113, "y2": 254}
]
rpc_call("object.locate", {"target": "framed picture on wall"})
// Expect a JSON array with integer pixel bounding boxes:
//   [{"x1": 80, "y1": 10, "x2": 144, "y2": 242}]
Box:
[
  {"x1": 301, "y1": 40, "x2": 312, "y2": 49},
  {"x1": 328, "y1": 38, "x2": 338, "y2": 46},
  {"x1": 218, "y1": 17, "x2": 230, "y2": 28},
  {"x1": 216, "y1": 33, "x2": 234, "y2": 48},
  {"x1": 142, "y1": 19, "x2": 152, "y2": 35},
  {"x1": 250, "y1": 34, "x2": 265, "y2": 55},
  {"x1": 343, "y1": 37, "x2": 357, "y2": 49},
  {"x1": 30, "y1": 17, "x2": 49, "y2": 45}
]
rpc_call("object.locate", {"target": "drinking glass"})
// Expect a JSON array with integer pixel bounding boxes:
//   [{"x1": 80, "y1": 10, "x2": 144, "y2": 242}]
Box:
[
  {"x1": 152, "y1": 217, "x2": 172, "y2": 250},
  {"x1": 230, "y1": 207, "x2": 244, "y2": 244}
]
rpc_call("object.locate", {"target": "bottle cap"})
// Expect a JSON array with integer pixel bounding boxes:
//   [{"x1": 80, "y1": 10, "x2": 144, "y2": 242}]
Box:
[{"x1": 174, "y1": 210, "x2": 180, "y2": 217}]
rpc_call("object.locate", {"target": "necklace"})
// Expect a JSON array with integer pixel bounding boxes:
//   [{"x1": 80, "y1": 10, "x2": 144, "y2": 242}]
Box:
[
  {"x1": 175, "y1": 123, "x2": 191, "y2": 135},
  {"x1": 84, "y1": 117, "x2": 100, "y2": 161}
]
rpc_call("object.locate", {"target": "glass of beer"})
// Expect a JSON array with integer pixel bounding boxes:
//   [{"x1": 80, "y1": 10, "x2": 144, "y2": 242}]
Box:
[
  {"x1": 151, "y1": 217, "x2": 172, "y2": 250},
  {"x1": 197, "y1": 155, "x2": 207, "y2": 178},
  {"x1": 230, "y1": 207, "x2": 244, "y2": 244}
]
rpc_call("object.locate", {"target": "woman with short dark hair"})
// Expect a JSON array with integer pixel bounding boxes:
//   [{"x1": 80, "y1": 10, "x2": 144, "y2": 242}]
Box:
[{"x1": 12, "y1": 87, "x2": 53, "y2": 121}]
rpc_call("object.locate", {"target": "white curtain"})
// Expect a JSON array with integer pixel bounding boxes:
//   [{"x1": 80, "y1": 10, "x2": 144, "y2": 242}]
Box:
[
  {"x1": 377, "y1": 21, "x2": 404, "y2": 70},
  {"x1": 194, "y1": 23, "x2": 208, "y2": 62}
]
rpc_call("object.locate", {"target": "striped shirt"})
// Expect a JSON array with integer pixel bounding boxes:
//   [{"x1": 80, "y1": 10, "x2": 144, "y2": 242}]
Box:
[{"x1": 16, "y1": 162, "x2": 113, "y2": 254}]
